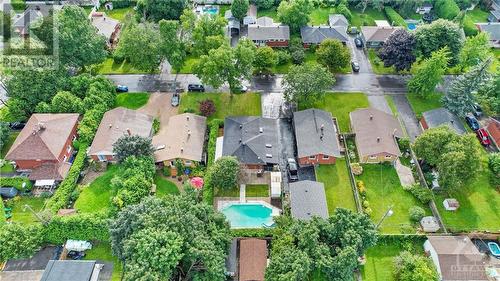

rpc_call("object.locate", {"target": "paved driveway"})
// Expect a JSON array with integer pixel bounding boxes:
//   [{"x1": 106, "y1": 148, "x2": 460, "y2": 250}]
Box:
[
  {"x1": 278, "y1": 118, "x2": 296, "y2": 193},
  {"x1": 138, "y1": 92, "x2": 178, "y2": 131},
  {"x1": 392, "y1": 95, "x2": 422, "y2": 142},
  {"x1": 261, "y1": 92, "x2": 284, "y2": 119},
  {"x1": 368, "y1": 95, "x2": 392, "y2": 114},
  {"x1": 3, "y1": 246, "x2": 58, "y2": 271},
  {"x1": 348, "y1": 35, "x2": 372, "y2": 74}
]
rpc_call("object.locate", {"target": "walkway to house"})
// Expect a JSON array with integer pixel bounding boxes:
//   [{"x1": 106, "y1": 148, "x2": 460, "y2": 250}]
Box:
[
  {"x1": 395, "y1": 159, "x2": 415, "y2": 187},
  {"x1": 239, "y1": 184, "x2": 246, "y2": 202}
]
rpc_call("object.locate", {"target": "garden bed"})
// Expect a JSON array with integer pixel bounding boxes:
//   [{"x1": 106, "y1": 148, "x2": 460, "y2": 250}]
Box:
[{"x1": 316, "y1": 159, "x2": 357, "y2": 213}]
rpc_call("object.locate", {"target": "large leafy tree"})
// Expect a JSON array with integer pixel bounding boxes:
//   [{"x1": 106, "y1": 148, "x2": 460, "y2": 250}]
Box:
[
  {"x1": 378, "y1": 29, "x2": 416, "y2": 71},
  {"x1": 476, "y1": 73, "x2": 500, "y2": 116},
  {"x1": 56, "y1": 6, "x2": 106, "y2": 68},
  {"x1": 0, "y1": 122, "x2": 10, "y2": 152},
  {"x1": 231, "y1": 0, "x2": 250, "y2": 20},
  {"x1": 0, "y1": 223, "x2": 43, "y2": 262},
  {"x1": 414, "y1": 19, "x2": 464, "y2": 65},
  {"x1": 113, "y1": 135, "x2": 155, "y2": 163},
  {"x1": 316, "y1": 39, "x2": 351, "y2": 73},
  {"x1": 255, "y1": 0, "x2": 274, "y2": 9},
  {"x1": 36, "y1": 91, "x2": 84, "y2": 114},
  {"x1": 407, "y1": 48, "x2": 450, "y2": 98},
  {"x1": 394, "y1": 251, "x2": 439, "y2": 281},
  {"x1": 136, "y1": 0, "x2": 188, "y2": 21},
  {"x1": 413, "y1": 126, "x2": 458, "y2": 166},
  {"x1": 277, "y1": 0, "x2": 313, "y2": 32},
  {"x1": 283, "y1": 64, "x2": 335, "y2": 106},
  {"x1": 459, "y1": 32, "x2": 492, "y2": 71},
  {"x1": 109, "y1": 194, "x2": 231, "y2": 281},
  {"x1": 192, "y1": 15, "x2": 227, "y2": 56},
  {"x1": 253, "y1": 46, "x2": 277, "y2": 75},
  {"x1": 205, "y1": 156, "x2": 240, "y2": 190},
  {"x1": 159, "y1": 20, "x2": 187, "y2": 75}
]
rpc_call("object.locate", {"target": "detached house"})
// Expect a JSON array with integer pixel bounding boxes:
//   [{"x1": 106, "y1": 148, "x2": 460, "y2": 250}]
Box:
[
  {"x1": 301, "y1": 14, "x2": 349, "y2": 47},
  {"x1": 360, "y1": 26, "x2": 400, "y2": 48},
  {"x1": 5, "y1": 114, "x2": 79, "y2": 182},
  {"x1": 293, "y1": 109, "x2": 341, "y2": 166},
  {"x1": 420, "y1": 108, "x2": 466, "y2": 135},
  {"x1": 247, "y1": 17, "x2": 290, "y2": 47}
]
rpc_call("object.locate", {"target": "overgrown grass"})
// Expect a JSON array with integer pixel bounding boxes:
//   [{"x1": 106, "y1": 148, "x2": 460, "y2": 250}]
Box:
[
  {"x1": 98, "y1": 7, "x2": 135, "y2": 21},
  {"x1": 257, "y1": 7, "x2": 279, "y2": 21},
  {"x1": 115, "y1": 92, "x2": 150, "y2": 109},
  {"x1": 310, "y1": 7, "x2": 336, "y2": 25},
  {"x1": 74, "y1": 165, "x2": 120, "y2": 214},
  {"x1": 350, "y1": 7, "x2": 388, "y2": 27},
  {"x1": 178, "y1": 92, "x2": 262, "y2": 121},
  {"x1": 316, "y1": 158, "x2": 357, "y2": 213},
  {"x1": 95, "y1": 58, "x2": 157, "y2": 74},
  {"x1": 10, "y1": 196, "x2": 47, "y2": 225},
  {"x1": 85, "y1": 242, "x2": 122, "y2": 281},
  {"x1": 246, "y1": 184, "x2": 269, "y2": 197},
  {"x1": 154, "y1": 172, "x2": 179, "y2": 197},
  {"x1": 406, "y1": 92, "x2": 443, "y2": 119}
]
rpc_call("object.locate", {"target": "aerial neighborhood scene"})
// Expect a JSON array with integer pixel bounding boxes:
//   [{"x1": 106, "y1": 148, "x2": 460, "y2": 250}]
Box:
[{"x1": 1, "y1": 0, "x2": 500, "y2": 280}]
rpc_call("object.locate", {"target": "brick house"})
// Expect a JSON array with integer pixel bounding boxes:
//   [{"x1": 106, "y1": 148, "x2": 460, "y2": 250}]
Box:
[
  {"x1": 5, "y1": 113, "x2": 79, "y2": 181},
  {"x1": 300, "y1": 14, "x2": 349, "y2": 48},
  {"x1": 293, "y1": 109, "x2": 341, "y2": 166},
  {"x1": 247, "y1": 17, "x2": 290, "y2": 47},
  {"x1": 485, "y1": 118, "x2": 500, "y2": 150}
]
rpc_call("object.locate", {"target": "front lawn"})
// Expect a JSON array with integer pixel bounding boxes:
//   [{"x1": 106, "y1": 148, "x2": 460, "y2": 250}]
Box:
[
  {"x1": 367, "y1": 49, "x2": 399, "y2": 75},
  {"x1": 154, "y1": 172, "x2": 179, "y2": 197},
  {"x1": 99, "y1": 7, "x2": 135, "y2": 21},
  {"x1": 316, "y1": 158, "x2": 357, "y2": 213},
  {"x1": 74, "y1": 165, "x2": 120, "y2": 214},
  {"x1": 273, "y1": 50, "x2": 319, "y2": 73},
  {"x1": 95, "y1": 58, "x2": 156, "y2": 75},
  {"x1": 406, "y1": 92, "x2": 443, "y2": 119},
  {"x1": 306, "y1": 92, "x2": 369, "y2": 132},
  {"x1": 356, "y1": 164, "x2": 431, "y2": 233},
  {"x1": 179, "y1": 92, "x2": 262, "y2": 121},
  {"x1": 85, "y1": 242, "x2": 122, "y2": 281},
  {"x1": 246, "y1": 184, "x2": 269, "y2": 197},
  {"x1": 10, "y1": 196, "x2": 47, "y2": 225},
  {"x1": 115, "y1": 92, "x2": 150, "y2": 109},
  {"x1": 350, "y1": 7, "x2": 388, "y2": 27}
]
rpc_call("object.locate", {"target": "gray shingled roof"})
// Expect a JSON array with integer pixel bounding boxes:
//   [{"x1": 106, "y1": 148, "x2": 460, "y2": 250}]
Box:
[
  {"x1": 300, "y1": 25, "x2": 348, "y2": 44},
  {"x1": 422, "y1": 108, "x2": 466, "y2": 135},
  {"x1": 247, "y1": 17, "x2": 290, "y2": 41},
  {"x1": 328, "y1": 14, "x2": 349, "y2": 27},
  {"x1": 290, "y1": 180, "x2": 329, "y2": 220},
  {"x1": 361, "y1": 26, "x2": 399, "y2": 43},
  {"x1": 476, "y1": 23, "x2": 500, "y2": 40},
  {"x1": 222, "y1": 116, "x2": 279, "y2": 165},
  {"x1": 40, "y1": 260, "x2": 97, "y2": 281},
  {"x1": 293, "y1": 109, "x2": 341, "y2": 158}
]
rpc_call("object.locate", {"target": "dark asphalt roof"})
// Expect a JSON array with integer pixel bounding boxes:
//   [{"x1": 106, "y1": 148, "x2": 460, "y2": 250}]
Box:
[
  {"x1": 293, "y1": 109, "x2": 341, "y2": 158},
  {"x1": 289, "y1": 180, "x2": 329, "y2": 220},
  {"x1": 422, "y1": 108, "x2": 466, "y2": 135},
  {"x1": 40, "y1": 260, "x2": 96, "y2": 281},
  {"x1": 300, "y1": 25, "x2": 349, "y2": 44},
  {"x1": 476, "y1": 23, "x2": 500, "y2": 40},
  {"x1": 222, "y1": 116, "x2": 279, "y2": 165}
]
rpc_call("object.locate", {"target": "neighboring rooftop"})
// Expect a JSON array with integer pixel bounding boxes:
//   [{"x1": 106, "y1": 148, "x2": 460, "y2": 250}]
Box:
[
  {"x1": 247, "y1": 17, "x2": 290, "y2": 41},
  {"x1": 90, "y1": 12, "x2": 120, "y2": 40},
  {"x1": 421, "y1": 108, "x2": 466, "y2": 135},
  {"x1": 361, "y1": 26, "x2": 400, "y2": 42},
  {"x1": 328, "y1": 14, "x2": 348, "y2": 27},
  {"x1": 300, "y1": 25, "x2": 349, "y2": 44},
  {"x1": 289, "y1": 180, "x2": 329, "y2": 220},
  {"x1": 40, "y1": 260, "x2": 101, "y2": 281},
  {"x1": 239, "y1": 239, "x2": 267, "y2": 281},
  {"x1": 476, "y1": 23, "x2": 500, "y2": 41}
]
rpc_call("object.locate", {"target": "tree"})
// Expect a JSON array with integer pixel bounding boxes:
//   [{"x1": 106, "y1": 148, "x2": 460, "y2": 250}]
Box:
[
  {"x1": 282, "y1": 64, "x2": 334, "y2": 106},
  {"x1": 231, "y1": 0, "x2": 250, "y2": 20},
  {"x1": 192, "y1": 15, "x2": 227, "y2": 56},
  {"x1": 109, "y1": 194, "x2": 231, "y2": 281},
  {"x1": 442, "y1": 58, "x2": 492, "y2": 117},
  {"x1": 113, "y1": 135, "x2": 155, "y2": 163},
  {"x1": 115, "y1": 22, "x2": 162, "y2": 72},
  {"x1": 277, "y1": 0, "x2": 313, "y2": 32},
  {"x1": 378, "y1": 29, "x2": 416, "y2": 71},
  {"x1": 255, "y1": 0, "x2": 274, "y2": 9},
  {"x1": 43, "y1": 91, "x2": 84, "y2": 114},
  {"x1": 407, "y1": 48, "x2": 450, "y2": 98},
  {"x1": 136, "y1": 0, "x2": 188, "y2": 21},
  {"x1": 475, "y1": 73, "x2": 500, "y2": 116},
  {"x1": 253, "y1": 46, "x2": 277, "y2": 75},
  {"x1": 413, "y1": 126, "x2": 458, "y2": 166},
  {"x1": 394, "y1": 251, "x2": 439, "y2": 281},
  {"x1": 0, "y1": 122, "x2": 10, "y2": 152},
  {"x1": 159, "y1": 20, "x2": 187, "y2": 75},
  {"x1": 459, "y1": 32, "x2": 492, "y2": 71},
  {"x1": 199, "y1": 99, "x2": 216, "y2": 117},
  {"x1": 414, "y1": 19, "x2": 464, "y2": 65},
  {"x1": 0, "y1": 223, "x2": 43, "y2": 262},
  {"x1": 205, "y1": 156, "x2": 240, "y2": 190},
  {"x1": 409, "y1": 206, "x2": 425, "y2": 222},
  {"x1": 77, "y1": 104, "x2": 107, "y2": 144},
  {"x1": 56, "y1": 6, "x2": 106, "y2": 68},
  {"x1": 316, "y1": 39, "x2": 351, "y2": 73}
]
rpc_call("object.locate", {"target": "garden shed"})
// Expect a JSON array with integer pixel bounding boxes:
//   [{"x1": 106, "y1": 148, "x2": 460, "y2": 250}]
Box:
[
  {"x1": 420, "y1": 216, "x2": 440, "y2": 232},
  {"x1": 443, "y1": 198, "x2": 460, "y2": 211},
  {"x1": 270, "y1": 172, "x2": 281, "y2": 198}
]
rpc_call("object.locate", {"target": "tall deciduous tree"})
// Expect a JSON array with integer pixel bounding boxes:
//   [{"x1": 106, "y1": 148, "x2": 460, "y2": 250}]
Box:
[
  {"x1": 36, "y1": 91, "x2": 84, "y2": 114},
  {"x1": 159, "y1": 20, "x2": 187, "y2": 75},
  {"x1": 413, "y1": 126, "x2": 458, "y2": 166},
  {"x1": 414, "y1": 19, "x2": 464, "y2": 65},
  {"x1": 205, "y1": 156, "x2": 240, "y2": 190},
  {"x1": 459, "y1": 32, "x2": 492, "y2": 71},
  {"x1": 192, "y1": 15, "x2": 227, "y2": 56},
  {"x1": 136, "y1": 0, "x2": 188, "y2": 21},
  {"x1": 475, "y1": 73, "x2": 500, "y2": 116},
  {"x1": 0, "y1": 223, "x2": 43, "y2": 262},
  {"x1": 253, "y1": 46, "x2": 277, "y2": 75},
  {"x1": 283, "y1": 64, "x2": 335, "y2": 106},
  {"x1": 255, "y1": 0, "x2": 274, "y2": 9},
  {"x1": 316, "y1": 39, "x2": 351, "y2": 73},
  {"x1": 277, "y1": 0, "x2": 313, "y2": 32},
  {"x1": 113, "y1": 135, "x2": 155, "y2": 163},
  {"x1": 407, "y1": 48, "x2": 450, "y2": 98},
  {"x1": 378, "y1": 29, "x2": 416, "y2": 71},
  {"x1": 231, "y1": 0, "x2": 250, "y2": 20}
]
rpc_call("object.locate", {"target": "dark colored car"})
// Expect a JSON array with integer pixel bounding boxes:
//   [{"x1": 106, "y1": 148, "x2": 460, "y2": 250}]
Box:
[
  {"x1": 472, "y1": 103, "x2": 483, "y2": 118},
  {"x1": 116, "y1": 85, "x2": 129, "y2": 92},
  {"x1": 465, "y1": 114, "x2": 480, "y2": 131},
  {"x1": 188, "y1": 84, "x2": 205, "y2": 92},
  {"x1": 9, "y1": 121, "x2": 25, "y2": 130},
  {"x1": 287, "y1": 158, "x2": 299, "y2": 182},
  {"x1": 67, "y1": 251, "x2": 86, "y2": 260},
  {"x1": 354, "y1": 37, "x2": 363, "y2": 48},
  {"x1": 476, "y1": 128, "x2": 491, "y2": 146},
  {"x1": 171, "y1": 93, "x2": 180, "y2": 107},
  {"x1": 351, "y1": 61, "x2": 360, "y2": 72}
]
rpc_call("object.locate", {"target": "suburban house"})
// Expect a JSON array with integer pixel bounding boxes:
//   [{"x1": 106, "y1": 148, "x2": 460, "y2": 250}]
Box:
[
  {"x1": 300, "y1": 25, "x2": 349, "y2": 47},
  {"x1": 350, "y1": 108, "x2": 403, "y2": 163},
  {"x1": 424, "y1": 236, "x2": 500, "y2": 281},
  {"x1": 247, "y1": 17, "x2": 290, "y2": 47},
  {"x1": 90, "y1": 12, "x2": 121, "y2": 47},
  {"x1": 293, "y1": 109, "x2": 341, "y2": 166},
  {"x1": 40, "y1": 260, "x2": 104, "y2": 281},
  {"x1": 12, "y1": 8, "x2": 43, "y2": 37},
  {"x1": 489, "y1": 0, "x2": 500, "y2": 22},
  {"x1": 420, "y1": 108, "x2": 467, "y2": 135},
  {"x1": 222, "y1": 116, "x2": 279, "y2": 169},
  {"x1": 360, "y1": 26, "x2": 400, "y2": 48},
  {"x1": 239, "y1": 239, "x2": 268, "y2": 281},
  {"x1": 5, "y1": 113, "x2": 79, "y2": 182},
  {"x1": 289, "y1": 180, "x2": 329, "y2": 220},
  {"x1": 152, "y1": 113, "x2": 207, "y2": 173},
  {"x1": 88, "y1": 107, "x2": 153, "y2": 162},
  {"x1": 485, "y1": 118, "x2": 500, "y2": 149},
  {"x1": 476, "y1": 23, "x2": 500, "y2": 48},
  {"x1": 328, "y1": 14, "x2": 349, "y2": 27}
]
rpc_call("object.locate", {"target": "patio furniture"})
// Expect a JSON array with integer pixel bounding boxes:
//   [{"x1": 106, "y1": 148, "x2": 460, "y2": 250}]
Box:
[{"x1": 443, "y1": 198, "x2": 460, "y2": 211}]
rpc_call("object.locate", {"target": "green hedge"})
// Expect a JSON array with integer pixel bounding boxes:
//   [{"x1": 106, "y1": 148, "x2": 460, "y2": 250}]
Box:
[
  {"x1": 376, "y1": 234, "x2": 427, "y2": 245},
  {"x1": 43, "y1": 213, "x2": 109, "y2": 244},
  {"x1": 434, "y1": 0, "x2": 460, "y2": 20},
  {"x1": 0, "y1": 177, "x2": 32, "y2": 192},
  {"x1": 0, "y1": 198, "x2": 5, "y2": 225},
  {"x1": 231, "y1": 228, "x2": 275, "y2": 238},
  {"x1": 463, "y1": 16, "x2": 479, "y2": 36},
  {"x1": 384, "y1": 7, "x2": 406, "y2": 27},
  {"x1": 203, "y1": 119, "x2": 223, "y2": 205},
  {"x1": 45, "y1": 144, "x2": 88, "y2": 213}
]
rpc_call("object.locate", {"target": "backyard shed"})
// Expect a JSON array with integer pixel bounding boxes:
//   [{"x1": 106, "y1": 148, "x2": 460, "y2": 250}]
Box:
[
  {"x1": 420, "y1": 216, "x2": 440, "y2": 232},
  {"x1": 443, "y1": 198, "x2": 460, "y2": 211},
  {"x1": 270, "y1": 171, "x2": 282, "y2": 198}
]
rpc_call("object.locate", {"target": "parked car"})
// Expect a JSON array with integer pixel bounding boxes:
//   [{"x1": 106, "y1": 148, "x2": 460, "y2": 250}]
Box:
[
  {"x1": 188, "y1": 84, "x2": 205, "y2": 92},
  {"x1": 116, "y1": 85, "x2": 128, "y2": 92},
  {"x1": 287, "y1": 158, "x2": 298, "y2": 182},
  {"x1": 67, "y1": 251, "x2": 86, "y2": 260},
  {"x1": 171, "y1": 93, "x2": 180, "y2": 107},
  {"x1": 472, "y1": 103, "x2": 483, "y2": 118},
  {"x1": 351, "y1": 61, "x2": 360, "y2": 72},
  {"x1": 476, "y1": 128, "x2": 491, "y2": 146},
  {"x1": 354, "y1": 37, "x2": 363, "y2": 48},
  {"x1": 465, "y1": 114, "x2": 480, "y2": 131},
  {"x1": 9, "y1": 121, "x2": 26, "y2": 130}
]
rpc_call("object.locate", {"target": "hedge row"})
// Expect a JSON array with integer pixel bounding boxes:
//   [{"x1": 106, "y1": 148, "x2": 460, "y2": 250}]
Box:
[
  {"x1": 203, "y1": 119, "x2": 224, "y2": 205},
  {"x1": 434, "y1": 0, "x2": 460, "y2": 20},
  {"x1": 0, "y1": 198, "x2": 5, "y2": 225},
  {"x1": 231, "y1": 228, "x2": 275, "y2": 238},
  {"x1": 0, "y1": 177, "x2": 32, "y2": 191},
  {"x1": 45, "y1": 143, "x2": 88, "y2": 213},
  {"x1": 384, "y1": 7, "x2": 406, "y2": 27},
  {"x1": 43, "y1": 213, "x2": 109, "y2": 244},
  {"x1": 376, "y1": 234, "x2": 427, "y2": 245}
]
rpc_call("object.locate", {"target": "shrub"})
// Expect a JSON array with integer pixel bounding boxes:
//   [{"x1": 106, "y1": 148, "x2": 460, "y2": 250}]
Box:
[
  {"x1": 162, "y1": 166, "x2": 171, "y2": 177},
  {"x1": 394, "y1": 251, "x2": 439, "y2": 280},
  {"x1": 336, "y1": 3, "x2": 352, "y2": 20},
  {"x1": 463, "y1": 17, "x2": 479, "y2": 36},
  {"x1": 351, "y1": 163, "x2": 363, "y2": 175},
  {"x1": 199, "y1": 99, "x2": 216, "y2": 117},
  {"x1": 113, "y1": 52, "x2": 125, "y2": 64},
  {"x1": 0, "y1": 177, "x2": 32, "y2": 191},
  {"x1": 403, "y1": 184, "x2": 433, "y2": 204},
  {"x1": 384, "y1": 7, "x2": 406, "y2": 27},
  {"x1": 0, "y1": 198, "x2": 5, "y2": 225},
  {"x1": 488, "y1": 153, "x2": 500, "y2": 187},
  {"x1": 276, "y1": 50, "x2": 291, "y2": 65},
  {"x1": 43, "y1": 213, "x2": 109, "y2": 244},
  {"x1": 434, "y1": 0, "x2": 460, "y2": 20},
  {"x1": 152, "y1": 118, "x2": 160, "y2": 134},
  {"x1": 0, "y1": 223, "x2": 43, "y2": 262},
  {"x1": 204, "y1": 119, "x2": 224, "y2": 205},
  {"x1": 398, "y1": 138, "x2": 410, "y2": 153},
  {"x1": 291, "y1": 49, "x2": 305, "y2": 64},
  {"x1": 356, "y1": 180, "x2": 366, "y2": 195},
  {"x1": 409, "y1": 206, "x2": 425, "y2": 222}
]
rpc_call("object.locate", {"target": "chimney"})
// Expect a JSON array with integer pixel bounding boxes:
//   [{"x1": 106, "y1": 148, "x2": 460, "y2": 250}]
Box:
[
  {"x1": 109, "y1": 123, "x2": 113, "y2": 128},
  {"x1": 377, "y1": 137, "x2": 380, "y2": 142},
  {"x1": 180, "y1": 147, "x2": 184, "y2": 153},
  {"x1": 126, "y1": 128, "x2": 131, "y2": 136},
  {"x1": 370, "y1": 115, "x2": 373, "y2": 120},
  {"x1": 187, "y1": 116, "x2": 190, "y2": 121}
]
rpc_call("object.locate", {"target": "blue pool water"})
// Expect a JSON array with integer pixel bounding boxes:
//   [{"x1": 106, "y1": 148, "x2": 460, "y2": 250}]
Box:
[
  {"x1": 221, "y1": 203, "x2": 274, "y2": 228},
  {"x1": 203, "y1": 7, "x2": 218, "y2": 15},
  {"x1": 407, "y1": 23, "x2": 417, "y2": 31},
  {"x1": 489, "y1": 242, "x2": 500, "y2": 257}
]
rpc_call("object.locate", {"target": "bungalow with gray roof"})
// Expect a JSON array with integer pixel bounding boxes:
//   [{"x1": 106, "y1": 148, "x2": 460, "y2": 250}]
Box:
[
  {"x1": 247, "y1": 17, "x2": 290, "y2": 47},
  {"x1": 420, "y1": 108, "x2": 466, "y2": 135},
  {"x1": 360, "y1": 26, "x2": 400, "y2": 48},
  {"x1": 328, "y1": 14, "x2": 349, "y2": 27},
  {"x1": 290, "y1": 180, "x2": 329, "y2": 220},
  {"x1": 300, "y1": 25, "x2": 349, "y2": 47}
]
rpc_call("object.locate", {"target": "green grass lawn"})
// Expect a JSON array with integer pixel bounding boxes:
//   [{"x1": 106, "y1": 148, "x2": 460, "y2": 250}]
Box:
[
  {"x1": 74, "y1": 165, "x2": 120, "y2": 214},
  {"x1": 95, "y1": 58, "x2": 156, "y2": 74},
  {"x1": 316, "y1": 158, "x2": 357, "y2": 213},
  {"x1": 246, "y1": 184, "x2": 269, "y2": 197},
  {"x1": 466, "y1": 7, "x2": 489, "y2": 23},
  {"x1": 367, "y1": 49, "x2": 399, "y2": 75},
  {"x1": 115, "y1": 92, "x2": 150, "y2": 109},
  {"x1": 257, "y1": 7, "x2": 279, "y2": 21},
  {"x1": 1, "y1": 132, "x2": 19, "y2": 158},
  {"x1": 179, "y1": 92, "x2": 262, "y2": 121},
  {"x1": 406, "y1": 92, "x2": 443, "y2": 119},
  {"x1": 219, "y1": 5, "x2": 231, "y2": 17},
  {"x1": 154, "y1": 172, "x2": 179, "y2": 197},
  {"x1": 215, "y1": 187, "x2": 239, "y2": 197},
  {"x1": 350, "y1": 7, "x2": 388, "y2": 27},
  {"x1": 356, "y1": 164, "x2": 431, "y2": 233},
  {"x1": 83, "y1": 6, "x2": 94, "y2": 15},
  {"x1": 85, "y1": 242, "x2": 122, "y2": 281},
  {"x1": 10, "y1": 196, "x2": 47, "y2": 225},
  {"x1": 174, "y1": 55, "x2": 200, "y2": 74},
  {"x1": 99, "y1": 7, "x2": 135, "y2": 21},
  {"x1": 0, "y1": 107, "x2": 19, "y2": 123},
  {"x1": 305, "y1": 92, "x2": 369, "y2": 132},
  {"x1": 310, "y1": 7, "x2": 336, "y2": 25}
]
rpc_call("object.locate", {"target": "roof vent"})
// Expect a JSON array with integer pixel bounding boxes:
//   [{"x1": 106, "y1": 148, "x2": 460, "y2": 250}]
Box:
[
  {"x1": 259, "y1": 127, "x2": 263, "y2": 133},
  {"x1": 265, "y1": 144, "x2": 272, "y2": 148},
  {"x1": 187, "y1": 130, "x2": 191, "y2": 136},
  {"x1": 187, "y1": 116, "x2": 190, "y2": 121},
  {"x1": 265, "y1": 154, "x2": 272, "y2": 158},
  {"x1": 109, "y1": 123, "x2": 113, "y2": 128},
  {"x1": 180, "y1": 147, "x2": 184, "y2": 153},
  {"x1": 239, "y1": 125, "x2": 243, "y2": 129},
  {"x1": 377, "y1": 137, "x2": 380, "y2": 142},
  {"x1": 126, "y1": 128, "x2": 131, "y2": 136},
  {"x1": 370, "y1": 115, "x2": 373, "y2": 120},
  {"x1": 239, "y1": 138, "x2": 242, "y2": 143}
]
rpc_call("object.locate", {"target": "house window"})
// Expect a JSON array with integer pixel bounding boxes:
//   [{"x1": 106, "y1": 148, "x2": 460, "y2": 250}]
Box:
[
  {"x1": 63, "y1": 155, "x2": 67, "y2": 162},
  {"x1": 322, "y1": 155, "x2": 329, "y2": 160},
  {"x1": 385, "y1": 155, "x2": 392, "y2": 159},
  {"x1": 369, "y1": 155, "x2": 377, "y2": 160},
  {"x1": 170, "y1": 161, "x2": 175, "y2": 167},
  {"x1": 72, "y1": 135, "x2": 77, "y2": 141},
  {"x1": 97, "y1": 154, "x2": 107, "y2": 162},
  {"x1": 309, "y1": 155, "x2": 316, "y2": 160}
]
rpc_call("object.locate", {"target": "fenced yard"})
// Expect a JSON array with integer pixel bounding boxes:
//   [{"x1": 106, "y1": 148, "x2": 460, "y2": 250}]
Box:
[{"x1": 316, "y1": 158, "x2": 357, "y2": 213}]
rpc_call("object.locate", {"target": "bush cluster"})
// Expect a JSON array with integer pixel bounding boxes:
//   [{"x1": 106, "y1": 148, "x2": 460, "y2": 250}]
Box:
[
  {"x1": 203, "y1": 119, "x2": 224, "y2": 205},
  {"x1": 231, "y1": 228, "x2": 274, "y2": 238},
  {"x1": 357, "y1": 180, "x2": 372, "y2": 214},
  {"x1": 0, "y1": 177, "x2": 32, "y2": 191},
  {"x1": 351, "y1": 163, "x2": 363, "y2": 175},
  {"x1": 434, "y1": 0, "x2": 460, "y2": 20},
  {"x1": 409, "y1": 206, "x2": 425, "y2": 222},
  {"x1": 384, "y1": 7, "x2": 406, "y2": 27},
  {"x1": 43, "y1": 213, "x2": 109, "y2": 244},
  {"x1": 403, "y1": 184, "x2": 433, "y2": 204}
]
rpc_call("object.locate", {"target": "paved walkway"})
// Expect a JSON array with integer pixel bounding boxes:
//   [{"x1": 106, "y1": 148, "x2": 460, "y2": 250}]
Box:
[
  {"x1": 395, "y1": 159, "x2": 415, "y2": 187},
  {"x1": 261, "y1": 92, "x2": 284, "y2": 119},
  {"x1": 239, "y1": 184, "x2": 246, "y2": 203}
]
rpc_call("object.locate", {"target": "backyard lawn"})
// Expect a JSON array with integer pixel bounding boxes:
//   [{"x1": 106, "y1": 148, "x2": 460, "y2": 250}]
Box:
[
  {"x1": 215, "y1": 187, "x2": 239, "y2": 197},
  {"x1": 85, "y1": 242, "x2": 122, "y2": 281},
  {"x1": 356, "y1": 164, "x2": 431, "y2": 233},
  {"x1": 246, "y1": 184, "x2": 269, "y2": 197},
  {"x1": 115, "y1": 92, "x2": 150, "y2": 109},
  {"x1": 98, "y1": 7, "x2": 135, "y2": 21},
  {"x1": 74, "y1": 165, "x2": 120, "y2": 214},
  {"x1": 406, "y1": 92, "x2": 443, "y2": 119},
  {"x1": 154, "y1": 172, "x2": 179, "y2": 197},
  {"x1": 465, "y1": 7, "x2": 490, "y2": 23},
  {"x1": 350, "y1": 7, "x2": 388, "y2": 27},
  {"x1": 179, "y1": 92, "x2": 262, "y2": 121},
  {"x1": 306, "y1": 92, "x2": 369, "y2": 132},
  {"x1": 310, "y1": 7, "x2": 336, "y2": 25},
  {"x1": 257, "y1": 7, "x2": 279, "y2": 21},
  {"x1": 10, "y1": 196, "x2": 47, "y2": 225},
  {"x1": 316, "y1": 158, "x2": 357, "y2": 213},
  {"x1": 95, "y1": 58, "x2": 156, "y2": 74}
]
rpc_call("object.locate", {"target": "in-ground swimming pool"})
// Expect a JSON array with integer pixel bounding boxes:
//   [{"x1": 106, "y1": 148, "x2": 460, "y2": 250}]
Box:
[
  {"x1": 407, "y1": 23, "x2": 417, "y2": 31},
  {"x1": 202, "y1": 6, "x2": 219, "y2": 15},
  {"x1": 221, "y1": 203, "x2": 275, "y2": 228}
]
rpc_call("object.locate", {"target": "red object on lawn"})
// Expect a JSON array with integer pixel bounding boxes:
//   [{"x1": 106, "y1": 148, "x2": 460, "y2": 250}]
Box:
[
  {"x1": 190, "y1": 177, "x2": 204, "y2": 189},
  {"x1": 476, "y1": 128, "x2": 491, "y2": 146}
]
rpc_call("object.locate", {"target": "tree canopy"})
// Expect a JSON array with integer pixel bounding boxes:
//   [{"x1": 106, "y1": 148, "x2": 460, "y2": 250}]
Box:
[
  {"x1": 231, "y1": 0, "x2": 250, "y2": 20},
  {"x1": 253, "y1": 46, "x2": 277, "y2": 75},
  {"x1": 407, "y1": 48, "x2": 450, "y2": 98},
  {"x1": 459, "y1": 32, "x2": 492, "y2": 71},
  {"x1": 113, "y1": 135, "x2": 155, "y2": 163},
  {"x1": 414, "y1": 19, "x2": 464, "y2": 65},
  {"x1": 394, "y1": 251, "x2": 439, "y2": 281},
  {"x1": 136, "y1": 0, "x2": 188, "y2": 21},
  {"x1": 192, "y1": 15, "x2": 227, "y2": 56},
  {"x1": 378, "y1": 29, "x2": 416, "y2": 71},
  {"x1": 0, "y1": 223, "x2": 43, "y2": 262},
  {"x1": 283, "y1": 64, "x2": 335, "y2": 106},
  {"x1": 277, "y1": 0, "x2": 313, "y2": 32},
  {"x1": 316, "y1": 39, "x2": 351, "y2": 73},
  {"x1": 205, "y1": 156, "x2": 241, "y2": 190}
]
